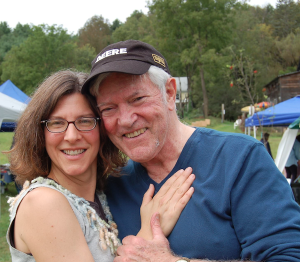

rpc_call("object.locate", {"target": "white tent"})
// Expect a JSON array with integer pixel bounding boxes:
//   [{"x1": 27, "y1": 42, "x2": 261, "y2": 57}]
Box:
[
  {"x1": 0, "y1": 92, "x2": 27, "y2": 128},
  {"x1": 275, "y1": 117, "x2": 300, "y2": 174},
  {"x1": 275, "y1": 129, "x2": 298, "y2": 173}
]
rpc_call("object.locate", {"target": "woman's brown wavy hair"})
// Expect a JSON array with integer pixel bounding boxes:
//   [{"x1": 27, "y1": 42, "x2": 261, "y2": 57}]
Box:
[{"x1": 8, "y1": 70, "x2": 126, "y2": 190}]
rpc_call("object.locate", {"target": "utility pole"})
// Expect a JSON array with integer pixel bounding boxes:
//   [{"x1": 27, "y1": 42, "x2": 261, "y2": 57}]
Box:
[{"x1": 221, "y1": 104, "x2": 225, "y2": 123}]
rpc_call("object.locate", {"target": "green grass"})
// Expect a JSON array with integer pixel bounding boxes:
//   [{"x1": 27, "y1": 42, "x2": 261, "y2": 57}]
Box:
[
  {"x1": 0, "y1": 183, "x2": 17, "y2": 262},
  {"x1": 0, "y1": 132, "x2": 14, "y2": 165},
  {"x1": 0, "y1": 131, "x2": 16, "y2": 261},
  {"x1": 0, "y1": 119, "x2": 286, "y2": 260}
]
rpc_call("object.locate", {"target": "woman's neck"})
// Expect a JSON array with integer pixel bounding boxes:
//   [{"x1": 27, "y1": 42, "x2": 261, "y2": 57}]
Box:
[{"x1": 47, "y1": 171, "x2": 97, "y2": 202}]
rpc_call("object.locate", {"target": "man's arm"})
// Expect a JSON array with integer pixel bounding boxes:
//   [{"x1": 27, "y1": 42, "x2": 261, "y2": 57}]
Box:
[{"x1": 114, "y1": 214, "x2": 256, "y2": 262}]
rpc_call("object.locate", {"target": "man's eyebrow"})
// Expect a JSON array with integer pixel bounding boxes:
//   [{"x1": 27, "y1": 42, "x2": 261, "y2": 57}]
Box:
[
  {"x1": 97, "y1": 102, "x2": 107, "y2": 108},
  {"x1": 97, "y1": 91, "x2": 142, "y2": 108}
]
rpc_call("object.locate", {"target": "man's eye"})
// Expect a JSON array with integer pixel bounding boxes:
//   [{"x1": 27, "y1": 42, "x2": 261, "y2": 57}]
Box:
[
  {"x1": 100, "y1": 107, "x2": 115, "y2": 116},
  {"x1": 101, "y1": 107, "x2": 112, "y2": 112},
  {"x1": 134, "y1": 96, "x2": 144, "y2": 102}
]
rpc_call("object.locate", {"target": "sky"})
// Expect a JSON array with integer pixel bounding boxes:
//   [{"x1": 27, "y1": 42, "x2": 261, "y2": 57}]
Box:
[{"x1": 1, "y1": 0, "x2": 278, "y2": 35}]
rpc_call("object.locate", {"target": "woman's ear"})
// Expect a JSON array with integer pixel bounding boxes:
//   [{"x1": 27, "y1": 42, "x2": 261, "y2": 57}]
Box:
[{"x1": 165, "y1": 78, "x2": 177, "y2": 111}]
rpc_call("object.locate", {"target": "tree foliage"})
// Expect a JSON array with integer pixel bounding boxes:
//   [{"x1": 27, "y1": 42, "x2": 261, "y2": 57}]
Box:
[
  {"x1": 112, "y1": 11, "x2": 156, "y2": 43},
  {"x1": 0, "y1": 22, "x2": 11, "y2": 38},
  {"x1": 148, "y1": 0, "x2": 237, "y2": 117},
  {"x1": 78, "y1": 15, "x2": 112, "y2": 54},
  {"x1": 110, "y1": 19, "x2": 123, "y2": 33},
  {"x1": 1, "y1": 0, "x2": 300, "y2": 120},
  {"x1": 0, "y1": 24, "x2": 32, "y2": 59},
  {"x1": 1, "y1": 25, "x2": 95, "y2": 94},
  {"x1": 271, "y1": 0, "x2": 300, "y2": 38}
]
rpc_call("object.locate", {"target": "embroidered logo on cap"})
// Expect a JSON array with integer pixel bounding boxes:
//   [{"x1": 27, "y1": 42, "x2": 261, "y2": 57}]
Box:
[
  {"x1": 152, "y1": 54, "x2": 166, "y2": 67},
  {"x1": 95, "y1": 48, "x2": 127, "y2": 63}
]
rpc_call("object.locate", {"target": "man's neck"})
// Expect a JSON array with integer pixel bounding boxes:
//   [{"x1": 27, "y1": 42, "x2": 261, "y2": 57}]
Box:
[{"x1": 141, "y1": 124, "x2": 195, "y2": 183}]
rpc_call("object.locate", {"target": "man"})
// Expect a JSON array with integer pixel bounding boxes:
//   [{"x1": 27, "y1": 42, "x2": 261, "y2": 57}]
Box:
[
  {"x1": 260, "y1": 132, "x2": 273, "y2": 159},
  {"x1": 82, "y1": 40, "x2": 300, "y2": 262}
]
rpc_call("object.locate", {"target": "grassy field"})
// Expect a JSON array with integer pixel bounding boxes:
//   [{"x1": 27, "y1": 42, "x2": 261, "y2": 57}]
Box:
[
  {"x1": 1, "y1": 131, "x2": 17, "y2": 261},
  {"x1": 0, "y1": 132, "x2": 14, "y2": 165},
  {"x1": 0, "y1": 118, "x2": 285, "y2": 260},
  {"x1": 0, "y1": 183, "x2": 17, "y2": 261}
]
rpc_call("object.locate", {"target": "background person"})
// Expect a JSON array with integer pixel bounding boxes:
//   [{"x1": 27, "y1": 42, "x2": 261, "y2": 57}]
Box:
[
  {"x1": 260, "y1": 132, "x2": 273, "y2": 159},
  {"x1": 9, "y1": 135, "x2": 22, "y2": 193},
  {"x1": 6, "y1": 70, "x2": 194, "y2": 262},
  {"x1": 82, "y1": 40, "x2": 300, "y2": 262}
]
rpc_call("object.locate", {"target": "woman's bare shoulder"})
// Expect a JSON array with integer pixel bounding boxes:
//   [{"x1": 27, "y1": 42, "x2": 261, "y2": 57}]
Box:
[
  {"x1": 14, "y1": 186, "x2": 94, "y2": 261},
  {"x1": 19, "y1": 186, "x2": 70, "y2": 212}
]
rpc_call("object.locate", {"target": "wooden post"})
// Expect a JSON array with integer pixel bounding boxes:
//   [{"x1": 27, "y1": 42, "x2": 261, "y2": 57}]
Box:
[{"x1": 221, "y1": 104, "x2": 225, "y2": 123}]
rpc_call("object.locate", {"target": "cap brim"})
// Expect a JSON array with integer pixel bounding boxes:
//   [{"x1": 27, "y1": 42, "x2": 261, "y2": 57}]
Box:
[{"x1": 82, "y1": 60, "x2": 151, "y2": 94}]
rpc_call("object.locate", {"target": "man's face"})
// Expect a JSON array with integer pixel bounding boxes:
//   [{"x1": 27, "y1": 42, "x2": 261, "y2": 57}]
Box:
[{"x1": 96, "y1": 73, "x2": 171, "y2": 163}]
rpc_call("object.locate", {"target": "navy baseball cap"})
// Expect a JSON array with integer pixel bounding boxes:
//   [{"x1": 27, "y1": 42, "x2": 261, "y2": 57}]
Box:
[{"x1": 81, "y1": 40, "x2": 170, "y2": 94}]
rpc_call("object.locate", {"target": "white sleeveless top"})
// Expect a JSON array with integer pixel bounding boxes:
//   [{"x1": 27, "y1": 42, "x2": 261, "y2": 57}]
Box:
[{"x1": 6, "y1": 177, "x2": 120, "y2": 262}]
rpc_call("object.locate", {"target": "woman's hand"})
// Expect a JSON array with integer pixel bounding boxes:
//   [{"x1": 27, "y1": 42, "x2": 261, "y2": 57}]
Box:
[{"x1": 137, "y1": 167, "x2": 195, "y2": 239}]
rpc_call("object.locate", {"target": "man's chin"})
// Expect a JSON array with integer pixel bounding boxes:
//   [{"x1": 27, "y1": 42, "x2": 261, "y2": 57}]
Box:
[{"x1": 125, "y1": 150, "x2": 155, "y2": 163}]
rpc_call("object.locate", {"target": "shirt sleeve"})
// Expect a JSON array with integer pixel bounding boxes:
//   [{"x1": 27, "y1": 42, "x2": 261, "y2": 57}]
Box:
[{"x1": 231, "y1": 143, "x2": 300, "y2": 262}]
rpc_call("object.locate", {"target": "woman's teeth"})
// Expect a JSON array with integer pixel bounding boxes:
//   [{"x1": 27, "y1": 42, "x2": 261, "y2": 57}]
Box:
[{"x1": 63, "y1": 149, "x2": 85, "y2": 155}]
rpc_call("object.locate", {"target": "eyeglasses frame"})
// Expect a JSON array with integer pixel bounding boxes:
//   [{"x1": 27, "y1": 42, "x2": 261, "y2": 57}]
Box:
[{"x1": 41, "y1": 117, "x2": 100, "y2": 133}]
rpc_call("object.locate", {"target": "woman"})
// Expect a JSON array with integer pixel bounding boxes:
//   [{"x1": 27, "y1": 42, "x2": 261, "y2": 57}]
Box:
[{"x1": 6, "y1": 70, "x2": 194, "y2": 262}]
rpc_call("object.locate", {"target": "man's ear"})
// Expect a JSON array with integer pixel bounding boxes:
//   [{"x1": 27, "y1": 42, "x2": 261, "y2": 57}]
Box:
[{"x1": 165, "y1": 78, "x2": 177, "y2": 110}]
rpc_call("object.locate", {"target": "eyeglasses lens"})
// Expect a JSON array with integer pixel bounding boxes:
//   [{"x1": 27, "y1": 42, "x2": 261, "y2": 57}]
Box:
[{"x1": 46, "y1": 118, "x2": 96, "y2": 133}]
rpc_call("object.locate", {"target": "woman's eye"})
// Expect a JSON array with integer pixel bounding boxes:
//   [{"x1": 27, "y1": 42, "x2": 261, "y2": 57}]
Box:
[{"x1": 52, "y1": 120, "x2": 64, "y2": 125}]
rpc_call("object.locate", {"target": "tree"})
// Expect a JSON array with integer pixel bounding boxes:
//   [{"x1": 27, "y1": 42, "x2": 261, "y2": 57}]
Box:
[
  {"x1": 0, "y1": 23, "x2": 32, "y2": 84},
  {"x1": 225, "y1": 47, "x2": 262, "y2": 106},
  {"x1": 148, "y1": 0, "x2": 237, "y2": 117},
  {"x1": 112, "y1": 11, "x2": 156, "y2": 42},
  {"x1": 1, "y1": 25, "x2": 95, "y2": 94},
  {"x1": 0, "y1": 21, "x2": 11, "y2": 38},
  {"x1": 0, "y1": 23, "x2": 32, "y2": 61},
  {"x1": 78, "y1": 15, "x2": 112, "y2": 54},
  {"x1": 275, "y1": 28, "x2": 300, "y2": 73},
  {"x1": 271, "y1": 0, "x2": 300, "y2": 38},
  {"x1": 110, "y1": 19, "x2": 123, "y2": 33}
]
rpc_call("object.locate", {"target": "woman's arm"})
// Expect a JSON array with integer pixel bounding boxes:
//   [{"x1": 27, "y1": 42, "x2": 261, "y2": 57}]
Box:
[
  {"x1": 14, "y1": 187, "x2": 95, "y2": 262},
  {"x1": 137, "y1": 167, "x2": 195, "y2": 239}
]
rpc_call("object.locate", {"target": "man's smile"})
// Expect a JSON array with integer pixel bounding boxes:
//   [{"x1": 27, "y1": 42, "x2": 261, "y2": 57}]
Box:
[{"x1": 124, "y1": 128, "x2": 147, "y2": 138}]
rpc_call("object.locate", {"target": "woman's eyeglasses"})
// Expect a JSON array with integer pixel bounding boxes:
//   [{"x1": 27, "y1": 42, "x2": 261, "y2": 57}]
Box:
[{"x1": 41, "y1": 117, "x2": 100, "y2": 133}]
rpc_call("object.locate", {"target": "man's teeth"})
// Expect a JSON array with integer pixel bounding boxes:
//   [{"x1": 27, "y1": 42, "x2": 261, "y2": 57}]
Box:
[
  {"x1": 125, "y1": 128, "x2": 147, "y2": 138},
  {"x1": 63, "y1": 149, "x2": 85, "y2": 155}
]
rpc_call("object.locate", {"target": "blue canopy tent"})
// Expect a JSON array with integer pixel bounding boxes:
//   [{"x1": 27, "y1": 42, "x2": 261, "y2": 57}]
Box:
[
  {"x1": 245, "y1": 96, "x2": 300, "y2": 127},
  {"x1": 244, "y1": 96, "x2": 300, "y2": 174},
  {"x1": 0, "y1": 80, "x2": 30, "y2": 104},
  {"x1": 0, "y1": 80, "x2": 30, "y2": 131}
]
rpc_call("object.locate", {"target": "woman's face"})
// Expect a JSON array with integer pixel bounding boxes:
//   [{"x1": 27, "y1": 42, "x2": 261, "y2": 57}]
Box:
[{"x1": 45, "y1": 93, "x2": 100, "y2": 180}]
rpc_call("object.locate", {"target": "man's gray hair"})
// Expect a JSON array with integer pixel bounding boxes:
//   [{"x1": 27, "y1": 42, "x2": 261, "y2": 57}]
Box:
[
  {"x1": 146, "y1": 66, "x2": 171, "y2": 103},
  {"x1": 90, "y1": 66, "x2": 171, "y2": 103}
]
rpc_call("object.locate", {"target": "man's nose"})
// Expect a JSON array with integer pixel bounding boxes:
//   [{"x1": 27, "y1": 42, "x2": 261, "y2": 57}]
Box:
[{"x1": 117, "y1": 105, "x2": 138, "y2": 127}]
